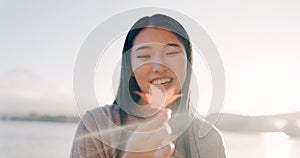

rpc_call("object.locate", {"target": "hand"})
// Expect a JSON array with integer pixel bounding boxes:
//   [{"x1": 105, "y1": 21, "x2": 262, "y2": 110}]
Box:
[
  {"x1": 123, "y1": 109, "x2": 174, "y2": 158},
  {"x1": 134, "y1": 85, "x2": 183, "y2": 114},
  {"x1": 123, "y1": 143, "x2": 175, "y2": 158}
]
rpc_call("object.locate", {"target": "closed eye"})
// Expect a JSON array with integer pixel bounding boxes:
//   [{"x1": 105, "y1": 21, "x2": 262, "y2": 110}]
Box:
[
  {"x1": 166, "y1": 51, "x2": 180, "y2": 55},
  {"x1": 137, "y1": 55, "x2": 151, "y2": 58}
]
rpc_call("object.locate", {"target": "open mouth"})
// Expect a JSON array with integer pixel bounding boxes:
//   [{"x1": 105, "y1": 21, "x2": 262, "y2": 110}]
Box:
[{"x1": 150, "y1": 78, "x2": 173, "y2": 85}]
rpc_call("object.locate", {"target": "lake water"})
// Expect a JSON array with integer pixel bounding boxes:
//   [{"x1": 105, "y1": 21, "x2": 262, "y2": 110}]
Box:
[{"x1": 0, "y1": 120, "x2": 299, "y2": 158}]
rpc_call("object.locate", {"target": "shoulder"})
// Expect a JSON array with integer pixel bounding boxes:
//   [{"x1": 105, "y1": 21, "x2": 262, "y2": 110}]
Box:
[
  {"x1": 71, "y1": 104, "x2": 120, "y2": 157},
  {"x1": 189, "y1": 117, "x2": 226, "y2": 158},
  {"x1": 80, "y1": 104, "x2": 121, "y2": 131},
  {"x1": 191, "y1": 118, "x2": 224, "y2": 141},
  {"x1": 85, "y1": 104, "x2": 120, "y2": 118}
]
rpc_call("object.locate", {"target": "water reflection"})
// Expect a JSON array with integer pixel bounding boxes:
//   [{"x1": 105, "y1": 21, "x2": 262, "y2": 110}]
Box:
[
  {"x1": 262, "y1": 132, "x2": 291, "y2": 158},
  {"x1": 223, "y1": 131, "x2": 300, "y2": 158},
  {"x1": 1, "y1": 121, "x2": 299, "y2": 158}
]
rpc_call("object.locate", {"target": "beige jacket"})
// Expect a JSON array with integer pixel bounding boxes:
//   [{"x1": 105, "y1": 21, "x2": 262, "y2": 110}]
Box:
[{"x1": 70, "y1": 104, "x2": 226, "y2": 158}]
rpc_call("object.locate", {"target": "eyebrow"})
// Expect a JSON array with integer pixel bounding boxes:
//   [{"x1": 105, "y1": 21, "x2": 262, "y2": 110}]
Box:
[
  {"x1": 133, "y1": 43, "x2": 181, "y2": 52},
  {"x1": 165, "y1": 43, "x2": 181, "y2": 48},
  {"x1": 133, "y1": 45, "x2": 151, "y2": 52}
]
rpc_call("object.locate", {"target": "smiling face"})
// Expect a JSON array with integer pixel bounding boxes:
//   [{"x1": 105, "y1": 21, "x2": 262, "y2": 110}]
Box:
[{"x1": 130, "y1": 27, "x2": 187, "y2": 103}]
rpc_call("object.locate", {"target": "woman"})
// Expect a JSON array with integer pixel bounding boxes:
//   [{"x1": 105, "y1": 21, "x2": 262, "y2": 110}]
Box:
[{"x1": 71, "y1": 14, "x2": 226, "y2": 158}]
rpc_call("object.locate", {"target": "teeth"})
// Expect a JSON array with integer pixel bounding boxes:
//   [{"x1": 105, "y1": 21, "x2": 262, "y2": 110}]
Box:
[{"x1": 152, "y1": 78, "x2": 171, "y2": 85}]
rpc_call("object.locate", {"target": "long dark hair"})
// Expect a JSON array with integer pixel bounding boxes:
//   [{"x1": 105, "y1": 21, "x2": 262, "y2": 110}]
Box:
[{"x1": 113, "y1": 14, "x2": 193, "y2": 157}]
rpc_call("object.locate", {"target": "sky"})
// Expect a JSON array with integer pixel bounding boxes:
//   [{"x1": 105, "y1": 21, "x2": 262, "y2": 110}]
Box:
[{"x1": 1, "y1": 0, "x2": 300, "y2": 116}]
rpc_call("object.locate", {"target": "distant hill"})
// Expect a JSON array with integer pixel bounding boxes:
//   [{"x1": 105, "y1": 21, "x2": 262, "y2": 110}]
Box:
[
  {"x1": 207, "y1": 112, "x2": 300, "y2": 137},
  {"x1": 0, "y1": 113, "x2": 80, "y2": 123},
  {"x1": 2, "y1": 111, "x2": 300, "y2": 137}
]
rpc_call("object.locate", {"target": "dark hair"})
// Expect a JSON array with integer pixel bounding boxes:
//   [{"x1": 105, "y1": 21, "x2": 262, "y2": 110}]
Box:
[
  {"x1": 113, "y1": 14, "x2": 193, "y2": 157},
  {"x1": 114, "y1": 14, "x2": 192, "y2": 113}
]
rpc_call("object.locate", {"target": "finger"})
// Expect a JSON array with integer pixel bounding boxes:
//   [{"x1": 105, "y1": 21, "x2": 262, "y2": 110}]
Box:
[
  {"x1": 165, "y1": 86, "x2": 177, "y2": 97},
  {"x1": 128, "y1": 122, "x2": 172, "y2": 152},
  {"x1": 135, "y1": 85, "x2": 165, "y2": 105},
  {"x1": 173, "y1": 93, "x2": 184, "y2": 99},
  {"x1": 149, "y1": 85, "x2": 165, "y2": 108},
  {"x1": 148, "y1": 123, "x2": 172, "y2": 142},
  {"x1": 165, "y1": 93, "x2": 184, "y2": 108},
  {"x1": 163, "y1": 86, "x2": 183, "y2": 107},
  {"x1": 165, "y1": 86, "x2": 181, "y2": 97},
  {"x1": 134, "y1": 90, "x2": 151, "y2": 104},
  {"x1": 153, "y1": 143, "x2": 175, "y2": 158},
  {"x1": 140, "y1": 86, "x2": 166, "y2": 110},
  {"x1": 136, "y1": 109, "x2": 171, "y2": 132},
  {"x1": 166, "y1": 143, "x2": 175, "y2": 158},
  {"x1": 134, "y1": 90, "x2": 159, "y2": 115}
]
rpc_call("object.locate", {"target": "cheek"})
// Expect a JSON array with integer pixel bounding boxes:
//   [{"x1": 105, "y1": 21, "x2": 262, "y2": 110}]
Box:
[
  {"x1": 133, "y1": 68, "x2": 144, "y2": 80},
  {"x1": 169, "y1": 57, "x2": 187, "y2": 85},
  {"x1": 175, "y1": 64, "x2": 187, "y2": 86},
  {"x1": 132, "y1": 66, "x2": 150, "y2": 90}
]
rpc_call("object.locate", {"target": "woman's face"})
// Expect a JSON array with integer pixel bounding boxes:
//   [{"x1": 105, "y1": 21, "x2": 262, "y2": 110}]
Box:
[{"x1": 131, "y1": 27, "x2": 187, "y2": 98}]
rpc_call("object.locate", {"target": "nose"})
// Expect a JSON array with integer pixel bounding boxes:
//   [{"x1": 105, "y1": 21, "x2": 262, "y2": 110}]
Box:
[
  {"x1": 151, "y1": 50, "x2": 167, "y2": 73},
  {"x1": 152, "y1": 62, "x2": 167, "y2": 73}
]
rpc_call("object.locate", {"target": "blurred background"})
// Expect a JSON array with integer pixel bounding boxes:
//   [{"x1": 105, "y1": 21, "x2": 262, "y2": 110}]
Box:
[{"x1": 1, "y1": 0, "x2": 300, "y2": 157}]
